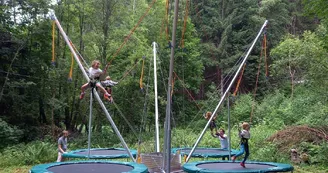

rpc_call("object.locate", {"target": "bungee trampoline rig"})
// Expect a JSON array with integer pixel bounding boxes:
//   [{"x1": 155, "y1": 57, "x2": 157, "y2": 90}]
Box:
[{"x1": 30, "y1": 2, "x2": 295, "y2": 172}]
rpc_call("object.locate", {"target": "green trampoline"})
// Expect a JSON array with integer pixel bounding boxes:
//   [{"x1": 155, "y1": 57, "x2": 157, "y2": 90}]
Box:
[
  {"x1": 30, "y1": 160, "x2": 148, "y2": 173},
  {"x1": 183, "y1": 160, "x2": 294, "y2": 173}
]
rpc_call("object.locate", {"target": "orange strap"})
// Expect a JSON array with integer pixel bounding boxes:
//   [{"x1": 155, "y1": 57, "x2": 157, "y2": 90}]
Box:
[
  {"x1": 180, "y1": 0, "x2": 190, "y2": 48},
  {"x1": 68, "y1": 53, "x2": 74, "y2": 81},
  {"x1": 139, "y1": 57, "x2": 145, "y2": 90},
  {"x1": 233, "y1": 63, "x2": 246, "y2": 96},
  {"x1": 263, "y1": 33, "x2": 268, "y2": 77},
  {"x1": 52, "y1": 21, "x2": 55, "y2": 64}
]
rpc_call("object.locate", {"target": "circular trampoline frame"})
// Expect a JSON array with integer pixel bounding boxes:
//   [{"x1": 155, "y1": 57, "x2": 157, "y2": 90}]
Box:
[
  {"x1": 183, "y1": 160, "x2": 294, "y2": 173},
  {"x1": 30, "y1": 160, "x2": 148, "y2": 173},
  {"x1": 62, "y1": 148, "x2": 137, "y2": 159},
  {"x1": 172, "y1": 147, "x2": 238, "y2": 158}
]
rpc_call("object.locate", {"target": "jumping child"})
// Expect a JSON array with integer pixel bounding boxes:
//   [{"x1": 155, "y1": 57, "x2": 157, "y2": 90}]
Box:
[
  {"x1": 231, "y1": 122, "x2": 251, "y2": 168},
  {"x1": 204, "y1": 111, "x2": 217, "y2": 134},
  {"x1": 80, "y1": 60, "x2": 111, "y2": 99},
  {"x1": 101, "y1": 76, "x2": 118, "y2": 103}
]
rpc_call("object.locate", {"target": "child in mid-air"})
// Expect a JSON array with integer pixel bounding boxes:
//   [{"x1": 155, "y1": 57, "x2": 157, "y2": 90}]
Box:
[
  {"x1": 204, "y1": 111, "x2": 217, "y2": 134},
  {"x1": 231, "y1": 122, "x2": 250, "y2": 168},
  {"x1": 101, "y1": 76, "x2": 118, "y2": 103},
  {"x1": 80, "y1": 60, "x2": 110, "y2": 99}
]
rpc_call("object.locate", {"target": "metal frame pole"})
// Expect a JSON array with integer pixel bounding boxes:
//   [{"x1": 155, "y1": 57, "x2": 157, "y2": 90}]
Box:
[
  {"x1": 153, "y1": 42, "x2": 160, "y2": 153},
  {"x1": 50, "y1": 13, "x2": 136, "y2": 162},
  {"x1": 87, "y1": 89, "x2": 94, "y2": 158},
  {"x1": 186, "y1": 20, "x2": 268, "y2": 162},
  {"x1": 228, "y1": 94, "x2": 231, "y2": 160},
  {"x1": 164, "y1": 0, "x2": 179, "y2": 172}
]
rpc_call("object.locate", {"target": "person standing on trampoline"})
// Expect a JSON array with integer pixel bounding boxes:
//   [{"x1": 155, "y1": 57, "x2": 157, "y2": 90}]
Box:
[
  {"x1": 231, "y1": 122, "x2": 250, "y2": 168},
  {"x1": 57, "y1": 130, "x2": 69, "y2": 162},
  {"x1": 79, "y1": 60, "x2": 111, "y2": 99}
]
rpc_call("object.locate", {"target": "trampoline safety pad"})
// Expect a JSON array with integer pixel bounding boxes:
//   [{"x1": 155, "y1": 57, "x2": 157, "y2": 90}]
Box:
[
  {"x1": 172, "y1": 147, "x2": 238, "y2": 158},
  {"x1": 62, "y1": 148, "x2": 137, "y2": 159},
  {"x1": 183, "y1": 160, "x2": 294, "y2": 173},
  {"x1": 30, "y1": 160, "x2": 148, "y2": 173}
]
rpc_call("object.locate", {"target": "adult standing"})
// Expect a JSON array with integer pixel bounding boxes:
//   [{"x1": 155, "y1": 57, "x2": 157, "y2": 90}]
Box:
[{"x1": 56, "y1": 130, "x2": 68, "y2": 162}]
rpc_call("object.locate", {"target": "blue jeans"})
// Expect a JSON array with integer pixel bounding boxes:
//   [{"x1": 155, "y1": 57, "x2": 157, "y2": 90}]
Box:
[{"x1": 235, "y1": 143, "x2": 249, "y2": 163}]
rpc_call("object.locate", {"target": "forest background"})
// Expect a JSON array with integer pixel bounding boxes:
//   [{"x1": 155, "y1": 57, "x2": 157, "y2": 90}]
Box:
[{"x1": 1, "y1": 0, "x2": 328, "y2": 172}]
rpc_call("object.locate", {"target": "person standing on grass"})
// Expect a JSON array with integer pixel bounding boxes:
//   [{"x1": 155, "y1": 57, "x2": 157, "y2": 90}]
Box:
[
  {"x1": 212, "y1": 128, "x2": 229, "y2": 160},
  {"x1": 56, "y1": 130, "x2": 68, "y2": 162}
]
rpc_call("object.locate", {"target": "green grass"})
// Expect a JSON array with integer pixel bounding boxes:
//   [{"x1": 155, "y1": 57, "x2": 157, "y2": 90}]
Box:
[{"x1": 1, "y1": 126, "x2": 328, "y2": 173}]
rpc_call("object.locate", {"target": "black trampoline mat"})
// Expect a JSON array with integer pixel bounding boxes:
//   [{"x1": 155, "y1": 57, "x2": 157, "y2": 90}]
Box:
[
  {"x1": 197, "y1": 162, "x2": 276, "y2": 171},
  {"x1": 48, "y1": 163, "x2": 133, "y2": 173},
  {"x1": 75, "y1": 149, "x2": 128, "y2": 155},
  {"x1": 180, "y1": 148, "x2": 229, "y2": 154}
]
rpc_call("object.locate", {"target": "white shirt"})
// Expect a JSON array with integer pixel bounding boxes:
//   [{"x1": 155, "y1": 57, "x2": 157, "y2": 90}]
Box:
[
  {"x1": 216, "y1": 134, "x2": 228, "y2": 149},
  {"x1": 239, "y1": 130, "x2": 250, "y2": 139},
  {"x1": 102, "y1": 80, "x2": 118, "y2": 87},
  {"x1": 88, "y1": 67, "x2": 102, "y2": 79}
]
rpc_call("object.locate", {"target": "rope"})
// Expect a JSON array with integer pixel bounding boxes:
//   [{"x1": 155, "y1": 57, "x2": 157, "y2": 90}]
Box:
[
  {"x1": 173, "y1": 72, "x2": 201, "y2": 110},
  {"x1": 118, "y1": 58, "x2": 143, "y2": 82},
  {"x1": 263, "y1": 30, "x2": 268, "y2": 77},
  {"x1": 69, "y1": 40, "x2": 89, "y2": 68},
  {"x1": 52, "y1": 21, "x2": 56, "y2": 65},
  {"x1": 250, "y1": 34, "x2": 266, "y2": 123},
  {"x1": 233, "y1": 63, "x2": 246, "y2": 96},
  {"x1": 112, "y1": 102, "x2": 139, "y2": 139},
  {"x1": 160, "y1": 0, "x2": 170, "y2": 41},
  {"x1": 108, "y1": 0, "x2": 157, "y2": 66},
  {"x1": 179, "y1": 0, "x2": 190, "y2": 48}
]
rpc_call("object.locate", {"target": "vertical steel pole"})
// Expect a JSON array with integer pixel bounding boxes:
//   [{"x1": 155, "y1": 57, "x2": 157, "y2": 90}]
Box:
[
  {"x1": 163, "y1": 0, "x2": 179, "y2": 172},
  {"x1": 153, "y1": 42, "x2": 160, "y2": 152},
  {"x1": 87, "y1": 89, "x2": 93, "y2": 158}
]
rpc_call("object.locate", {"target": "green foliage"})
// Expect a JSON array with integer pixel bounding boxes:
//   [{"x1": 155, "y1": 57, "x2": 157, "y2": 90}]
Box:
[
  {"x1": 298, "y1": 142, "x2": 328, "y2": 165},
  {"x1": 270, "y1": 31, "x2": 328, "y2": 90},
  {"x1": 0, "y1": 118, "x2": 23, "y2": 149},
  {"x1": 0, "y1": 141, "x2": 56, "y2": 167}
]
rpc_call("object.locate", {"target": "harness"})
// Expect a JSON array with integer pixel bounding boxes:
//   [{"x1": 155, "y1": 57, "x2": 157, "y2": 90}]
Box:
[
  {"x1": 89, "y1": 77, "x2": 100, "y2": 89},
  {"x1": 240, "y1": 138, "x2": 249, "y2": 144}
]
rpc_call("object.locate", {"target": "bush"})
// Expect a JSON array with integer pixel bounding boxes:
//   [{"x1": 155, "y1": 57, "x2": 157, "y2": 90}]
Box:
[
  {"x1": 0, "y1": 118, "x2": 23, "y2": 149},
  {"x1": 0, "y1": 141, "x2": 56, "y2": 167}
]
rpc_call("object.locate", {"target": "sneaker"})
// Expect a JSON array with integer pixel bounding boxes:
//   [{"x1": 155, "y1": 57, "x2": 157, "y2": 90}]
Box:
[
  {"x1": 231, "y1": 156, "x2": 236, "y2": 162},
  {"x1": 104, "y1": 93, "x2": 111, "y2": 99},
  {"x1": 80, "y1": 92, "x2": 85, "y2": 99},
  {"x1": 240, "y1": 162, "x2": 245, "y2": 168}
]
